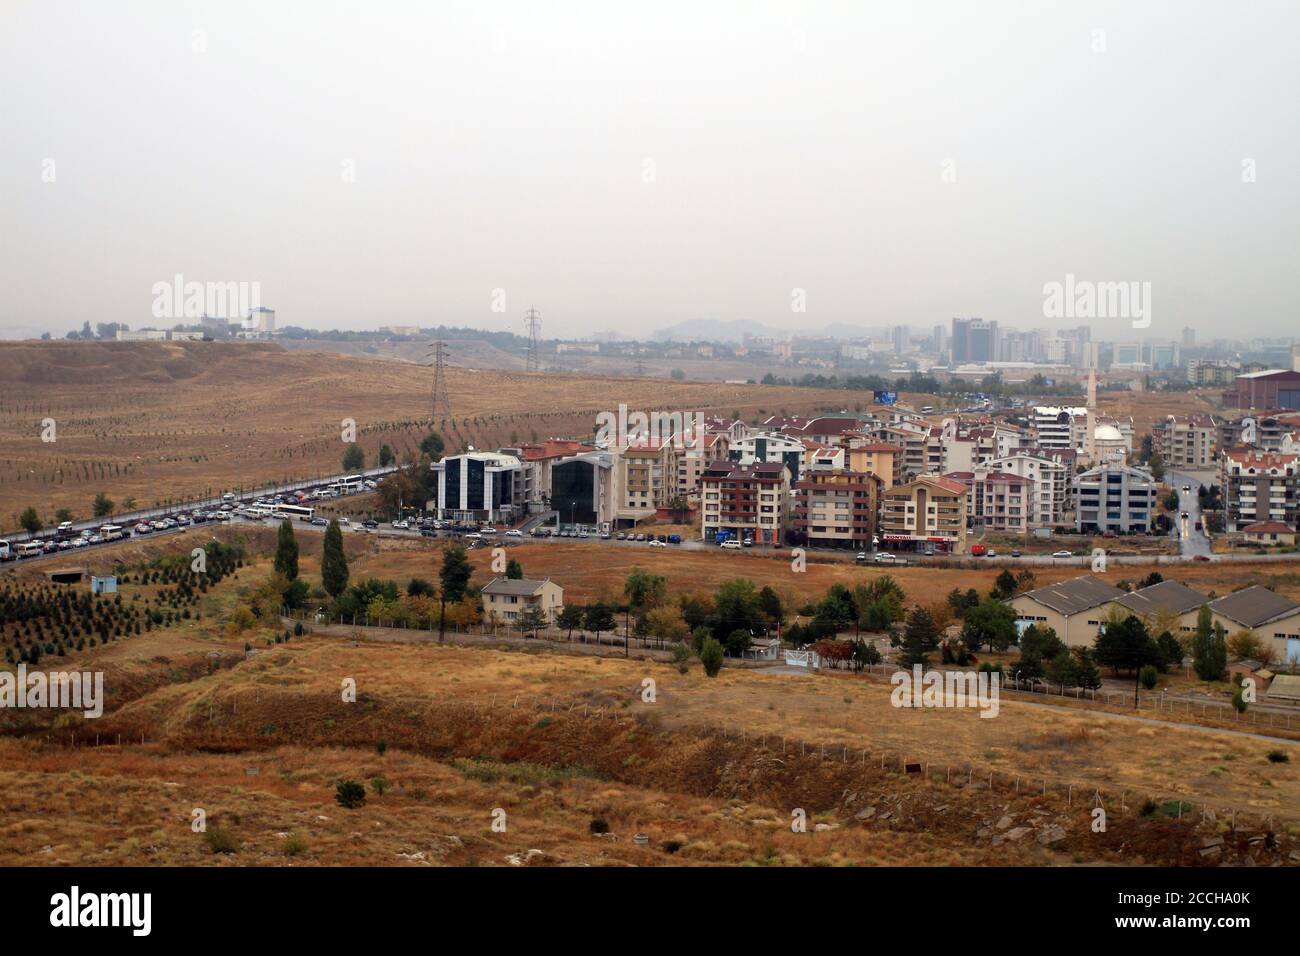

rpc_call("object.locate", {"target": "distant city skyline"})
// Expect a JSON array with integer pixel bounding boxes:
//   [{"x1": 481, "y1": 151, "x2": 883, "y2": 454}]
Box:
[{"x1": 2, "y1": 1, "x2": 1297, "y2": 340}]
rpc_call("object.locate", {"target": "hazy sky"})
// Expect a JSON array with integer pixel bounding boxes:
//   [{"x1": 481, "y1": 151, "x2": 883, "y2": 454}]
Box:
[{"x1": 2, "y1": 0, "x2": 1297, "y2": 341}]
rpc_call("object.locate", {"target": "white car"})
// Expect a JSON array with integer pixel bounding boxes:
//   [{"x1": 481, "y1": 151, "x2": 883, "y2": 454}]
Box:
[
  {"x1": 648, "y1": 539, "x2": 667, "y2": 548},
  {"x1": 505, "y1": 529, "x2": 524, "y2": 537},
  {"x1": 719, "y1": 540, "x2": 742, "y2": 550},
  {"x1": 392, "y1": 520, "x2": 409, "y2": 529},
  {"x1": 480, "y1": 527, "x2": 497, "y2": 534},
  {"x1": 1052, "y1": 550, "x2": 1074, "y2": 558},
  {"x1": 57, "y1": 520, "x2": 74, "y2": 533}
]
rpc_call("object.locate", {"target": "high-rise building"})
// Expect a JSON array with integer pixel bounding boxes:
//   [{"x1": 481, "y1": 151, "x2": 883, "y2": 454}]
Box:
[
  {"x1": 891, "y1": 325, "x2": 908, "y2": 354},
  {"x1": 951, "y1": 317, "x2": 998, "y2": 364}
]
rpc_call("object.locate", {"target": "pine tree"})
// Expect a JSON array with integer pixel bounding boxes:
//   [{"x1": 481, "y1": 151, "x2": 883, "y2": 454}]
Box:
[
  {"x1": 274, "y1": 519, "x2": 299, "y2": 580},
  {"x1": 1191, "y1": 606, "x2": 1227, "y2": 682},
  {"x1": 321, "y1": 519, "x2": 349, "y2": 597},
  {"x1": 897, "y1": 607, "x2": 937, "y2": 668}
]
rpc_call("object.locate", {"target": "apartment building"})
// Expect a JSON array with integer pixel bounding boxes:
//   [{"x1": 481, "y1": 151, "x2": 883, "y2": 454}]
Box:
[
  {"x1": 791, "y1": 469, "x2": 882, "y2": 550},
  {"x1": 1033, "y1": 406, "x2": 1089, "y2": 451},
  {"x1": 879, "y1": 475, "x2": 968, "y2": 554},
  {"x1": 986, "y1": 452, "x2": 1070, "y2": 527},
  {"x1": 1219, "y1": 448, "x2": 1300, "y2": 532},
  {"x1": 728, "y1": 433, "x2": 806, "y2": 482},
  {"x1": 699, "y1": 461, "x2": 790, "y2": 545},
  {"x1": 843, "y1": 440, "x2": 903, "y2": 489},
  {"x1": 1073, "y1": 463, "x2": 1157, "y2": 534},
  {"x1": 944, "y1": 470, "x2": 1030, "y2": 534},
  {"x1": 674, "y1": 431, "x2": 729, "y2": 500},
  {"x1": 1152, "y1": 413, "x2": 1218, "y2": 468},
  {"x1": 615, "y1": 439, "x2": 679, "y2": 525}
]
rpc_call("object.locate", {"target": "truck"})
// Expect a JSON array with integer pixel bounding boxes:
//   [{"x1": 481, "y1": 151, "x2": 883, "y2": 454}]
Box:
[{"x1": 970, "y1": 544, "x2": 987, "y2": 557}]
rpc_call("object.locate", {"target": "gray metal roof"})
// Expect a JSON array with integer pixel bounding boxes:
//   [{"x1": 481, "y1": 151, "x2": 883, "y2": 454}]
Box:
[
  {"x1": 1208, "y1": 586, "x2": 1300, "y2": 628},
  {"x1": 1016, "y1": 575, "x2": 1126, "y2": 616},
  {"x1": 1115, "y1": 580, "x2": 1210, "y2": 617}
]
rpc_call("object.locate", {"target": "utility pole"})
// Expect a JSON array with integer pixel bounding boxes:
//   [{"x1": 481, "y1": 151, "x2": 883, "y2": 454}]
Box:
[{"x1": 523, "y1": 307, "x2": 542, "y2": 372}]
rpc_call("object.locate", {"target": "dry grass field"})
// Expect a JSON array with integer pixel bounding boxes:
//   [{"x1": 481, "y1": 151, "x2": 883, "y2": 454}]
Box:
[
  {"x1": 0, "y1": 340, "x2": 857, "y2": 528},
  {"x1": 2, "y1": 530, "x2": 1297, "y2": 867}
]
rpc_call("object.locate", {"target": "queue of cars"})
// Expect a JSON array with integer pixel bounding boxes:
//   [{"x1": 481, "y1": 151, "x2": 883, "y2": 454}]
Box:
[{"x1": 1, "y1": 476, "x2": 383, "y2": 562}]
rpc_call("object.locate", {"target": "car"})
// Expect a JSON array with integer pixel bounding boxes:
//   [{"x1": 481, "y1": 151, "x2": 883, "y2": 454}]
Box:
[
  {"x1": 338, "y1": 517, "x2": 350, "y2": 526},
  {"x1": 719, "y1": 540, "x2": 742, "y2": 550},
  {"x1": 505, "y1": 529, "x2": 524, "y2": 537},
  {"x1": 531, "y1": 529, "x2": 547, "y2": 538},
  {"x1": 667, "y1": 534, "x2": 681, "y2": 544},
  {"x1": 616, "y1": 532, "x2": 627, "y2": 540},
  {"x1": 392, "y1": 520, "x2": 409, "y2": 529},
  {"x1": 634, "y1": 533, "x2": 646, "y2": 542},
  {"x1": 311, "y1": 517, "x2": 328, "y2": 526},
  {"x1": 855, "y1": 552, "x2": 868, "y2": 565},
  {"x1": 1180, "y1": 511, "x2": 1189, "y2": 520},
  {"x1": 578, "y1": 530, "x2": 589, "y2": 538},
  {"x1": 874, "y1": 552, "x2": 896, "y2": 562},
  {"x1": 648, "y1": 539, "x2": 667, "y2": 548},
  {"x1": 420, "y1": 528, "x2": 436, "y2": 537},
  {"x1": 600, "y1": 531, "x2": 611, "y2": 540},
  {"x1": 1182, "y1": 484, "x2": 1191, "y2": 493},
  {"x1": 1010, "y1": 549, "x2": 1021, "y2": 558},
  {"x1": 57, "y1": 520, "x2": 74, "y2": 534},
  {"x1": 742, "y1": 537, "x2": 753, "y2": 547},
  {"x1": 985, "y1": 549, "x2": 997, "y2": 557},
  {"x1": 1052, "y1": 550, "x2": 1074, "y2": 558},
  {"x1": 464, "y1": 533, "x2": 482, "y2": 541},
  {"x1": 1194, "y1": 554, "x2": 1211, "y2": 562},
  {"x1": 480, "y1": 526, "x2": 497, "y2": 534},
  {"x1": 362, "y1": 519, "x2": 379, "y2": 528}
]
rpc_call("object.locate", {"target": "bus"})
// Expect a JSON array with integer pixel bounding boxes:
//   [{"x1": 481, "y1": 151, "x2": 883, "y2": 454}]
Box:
[
  {"x1": 16, "y1": 542, "x2": 43, "y2": 558},
  {"x1": 271, "y1": 504, "x2": 315, "y2": 521},
  {"x1": 99, "y1": 525, "x2": 124, "y2": 541},
  {"x1": 0, "y1": 539, "x2": 11, "y2": 561},
  {"x1": 330, "y1": 475, "x2": 364, "y2": 494}
]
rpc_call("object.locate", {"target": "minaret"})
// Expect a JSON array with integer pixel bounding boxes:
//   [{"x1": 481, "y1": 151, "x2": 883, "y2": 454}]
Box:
[{"x1": 1085, "y1": 368, "x2": 1098, "y2": 461}]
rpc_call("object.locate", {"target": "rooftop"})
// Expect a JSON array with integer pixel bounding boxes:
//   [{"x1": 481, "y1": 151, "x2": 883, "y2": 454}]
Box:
[
  {"x1": 481, "y1": 577, "x2": 554, "y2": 597},
  {"x1": 1114, "y1": 580, "x2": 1209, "y2": 617},
  {"x1": 1015, "y1": 575, "x2": 1126, "y2": 616},
  {"x1": 1208, "y1": 586, "x2": 1300, "y2": 628}
]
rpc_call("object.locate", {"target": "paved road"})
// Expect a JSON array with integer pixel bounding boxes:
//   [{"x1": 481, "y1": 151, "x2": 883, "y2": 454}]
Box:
[{"x1": 1168, "y1": 470, "x2": 1213, "y2": 559}]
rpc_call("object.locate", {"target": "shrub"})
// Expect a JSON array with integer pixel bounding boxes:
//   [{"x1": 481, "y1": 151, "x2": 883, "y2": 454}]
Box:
[
  {"x1": 283, "y1": 835, "x2": 308, "y2": 857},
  {"x1": 1139, "y1": 665, "x2": 1159, "y2": 690},
  {"x1": 1267, "y1": 750, "x2": 1289, "y2": 764},
  {"x1": 699, "y1": 636, "x2": 724, "y2": 678},
  {"x1": 589, "y1": 817, "x2": 610, "y2": 835},
  {"x1": 335, "y1": 780, "x2": 367, "y2": 809},
  {"x1": 204, "y1": 826, "x2": 237, "y2": 854}
]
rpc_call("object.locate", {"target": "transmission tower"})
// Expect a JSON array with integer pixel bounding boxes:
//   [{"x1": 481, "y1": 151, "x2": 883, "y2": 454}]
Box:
[
  {"x1": 426, "y1": 339, "x2": 451, "y2": 424},
  {"x1": 523, "y1": 307, "x2": 542, "y2": 372}
]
